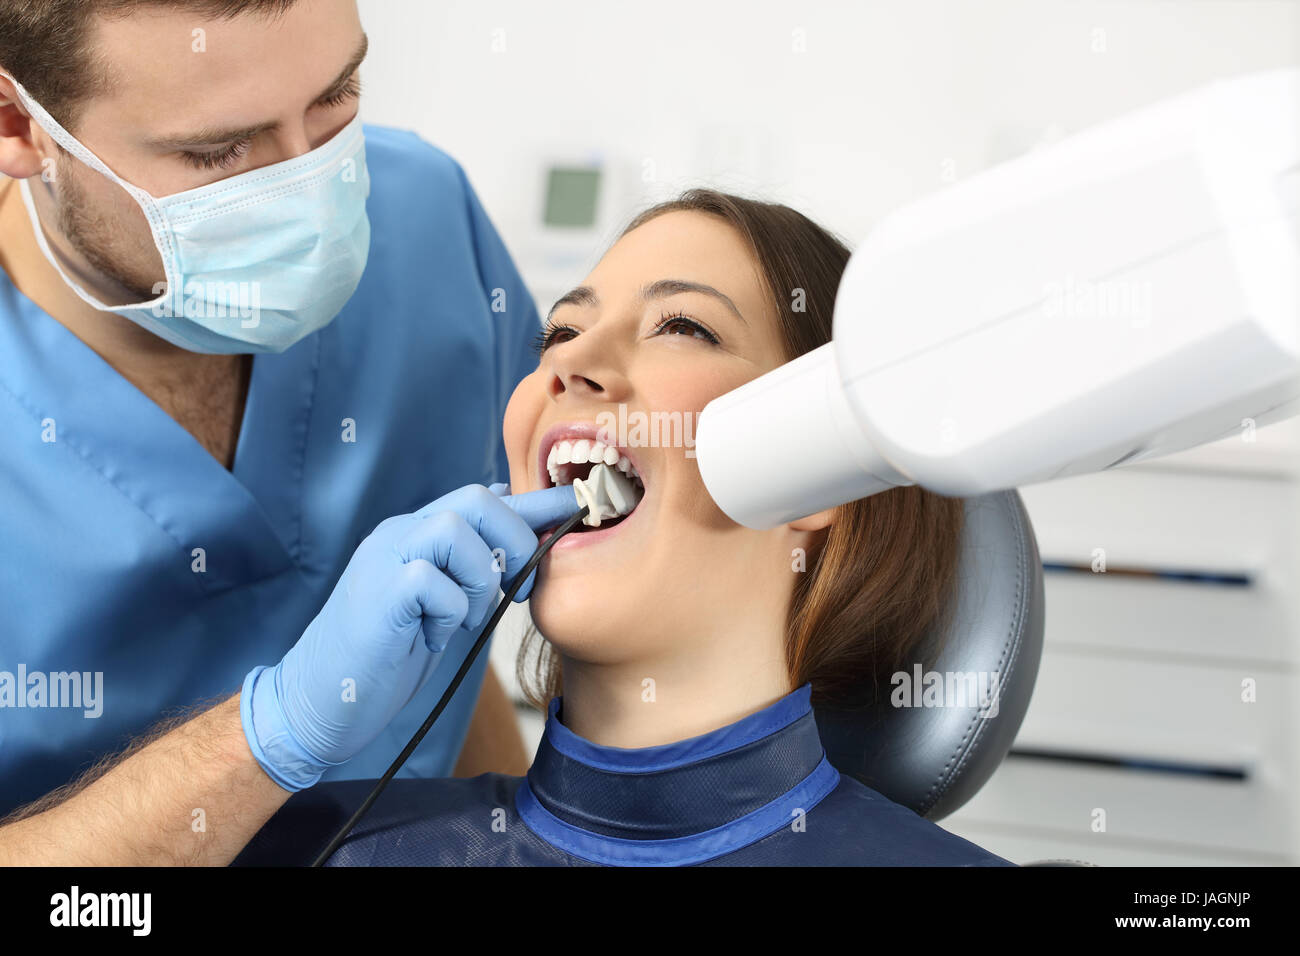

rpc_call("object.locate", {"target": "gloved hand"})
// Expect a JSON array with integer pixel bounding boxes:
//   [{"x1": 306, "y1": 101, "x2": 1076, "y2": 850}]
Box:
[{"x1": 240, "y1": 484, "x2": 540, "y2": 792}]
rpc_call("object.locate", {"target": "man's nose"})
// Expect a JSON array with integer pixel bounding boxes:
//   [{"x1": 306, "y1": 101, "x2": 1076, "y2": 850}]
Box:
[
  {"x1": 269, "y1": 126, "x2": 320, "y2": 161},
  {"x1": 269, "y1": 109, "x2": 357, "y2": 161}
]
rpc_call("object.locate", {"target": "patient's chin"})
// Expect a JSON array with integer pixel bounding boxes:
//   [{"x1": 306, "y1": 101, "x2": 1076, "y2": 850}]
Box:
[{"x1": 529, "y1": 583, "x2": 637, "y2": 665}]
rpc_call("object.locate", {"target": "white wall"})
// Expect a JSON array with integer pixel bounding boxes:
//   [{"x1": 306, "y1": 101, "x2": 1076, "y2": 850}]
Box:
[{"x1": 355, "y1": 0, "x2": 1299, "y2": 253}]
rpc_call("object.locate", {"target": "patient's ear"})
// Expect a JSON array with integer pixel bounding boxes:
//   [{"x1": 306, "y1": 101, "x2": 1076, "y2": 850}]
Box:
[{"x1": 788, "y1": 508, "x2": 834, "y2": 533}]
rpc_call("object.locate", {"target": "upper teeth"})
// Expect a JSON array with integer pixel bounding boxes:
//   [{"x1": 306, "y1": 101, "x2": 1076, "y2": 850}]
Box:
[{"x1": 547, "y1": 438, "x2": 640, "y2": 486}]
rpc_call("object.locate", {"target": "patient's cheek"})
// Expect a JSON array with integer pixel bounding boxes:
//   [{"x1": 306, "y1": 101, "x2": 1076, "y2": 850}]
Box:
[{"x1": 502, "y1": 375, "x2": 542, "y2": 484}]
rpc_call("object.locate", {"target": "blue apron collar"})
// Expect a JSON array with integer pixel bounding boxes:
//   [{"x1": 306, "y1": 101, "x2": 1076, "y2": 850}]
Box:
[{"x1": 517, "y1": 683, "x2": 840, "y2": 866}]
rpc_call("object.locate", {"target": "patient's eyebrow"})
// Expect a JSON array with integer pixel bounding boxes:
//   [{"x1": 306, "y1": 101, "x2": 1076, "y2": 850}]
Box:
[
  {"x1": 640, "y1": 279, "x2": 747, "y2": 325},
  {"x1": 146, "y1": 33, "x2": 369, "y2": 149},
  {"x1": 547, "y1": 279, "x2": 747, "y2": 325},
  {"x1": 546, "y1": 285, "x2": 598, "y2": 322}
]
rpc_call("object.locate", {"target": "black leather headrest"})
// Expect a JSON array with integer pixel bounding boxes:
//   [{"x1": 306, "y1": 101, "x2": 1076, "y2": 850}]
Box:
[{"x1": 814, "y1": 490, "x2": 1045, "y2": 819}]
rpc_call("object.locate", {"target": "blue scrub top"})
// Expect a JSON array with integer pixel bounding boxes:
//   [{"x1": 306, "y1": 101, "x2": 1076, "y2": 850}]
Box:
[{"x1": 0, "y1": 126, "x2": 541, "y2": 817}]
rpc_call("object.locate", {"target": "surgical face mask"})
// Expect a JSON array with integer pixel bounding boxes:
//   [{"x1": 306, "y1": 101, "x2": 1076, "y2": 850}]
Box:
[{"x1": 3, "y1": 73, "x2": 371, "y2": 354}]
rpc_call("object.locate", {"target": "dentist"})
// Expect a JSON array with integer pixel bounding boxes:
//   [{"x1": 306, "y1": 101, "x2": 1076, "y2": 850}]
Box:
[{"x1": 0, "y1": 0, "x2": 540, "y2": 863}]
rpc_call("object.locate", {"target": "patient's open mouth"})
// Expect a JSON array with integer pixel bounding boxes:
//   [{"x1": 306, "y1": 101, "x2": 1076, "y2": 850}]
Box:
[{"x1": 544, "y1": 438, "x2": 645, "y2": 532}]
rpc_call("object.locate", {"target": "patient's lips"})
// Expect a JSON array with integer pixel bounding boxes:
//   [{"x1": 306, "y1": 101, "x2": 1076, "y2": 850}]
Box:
[{"x1": 535, "y1": 421, "x2": 651, "y2": 552}]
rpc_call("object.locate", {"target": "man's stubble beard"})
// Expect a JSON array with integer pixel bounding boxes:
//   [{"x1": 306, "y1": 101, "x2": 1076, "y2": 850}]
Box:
[{"x1": 54, "y1": 150, "x2": 164, "y2": 302}]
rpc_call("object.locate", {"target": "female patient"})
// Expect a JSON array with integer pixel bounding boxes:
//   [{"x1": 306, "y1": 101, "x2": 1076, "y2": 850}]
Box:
[{"x1": 240, "y1": 189, "x2": 1013, "y2": 867}]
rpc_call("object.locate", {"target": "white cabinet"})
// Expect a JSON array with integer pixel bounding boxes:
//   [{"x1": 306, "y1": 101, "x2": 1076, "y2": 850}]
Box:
[{"x1": 946, "y1": 426, "x2": 1300, "y2": 866}]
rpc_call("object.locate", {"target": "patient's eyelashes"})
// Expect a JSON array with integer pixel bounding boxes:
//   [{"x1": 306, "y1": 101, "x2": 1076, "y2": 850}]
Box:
[
  {"x1": 652, "y1": 310, "x2": 720, "y2": 345},
  {"x1": 533, "y1": 319, "x2": 578, "y2": 356},
  {"x1": 534, "y1": 310, "x2": 722, "y2": 358}
]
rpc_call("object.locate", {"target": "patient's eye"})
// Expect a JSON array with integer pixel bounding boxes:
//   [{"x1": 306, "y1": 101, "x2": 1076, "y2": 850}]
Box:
[
  {"x1": 534, "y1": 320, "x2": 578, "y2": 356},
  {"x1": 534, "y1": 310, "x2": 722, "y2": 356},
  {"x1": 653, "y1": 311, "x2": 720, "y2": 345}
]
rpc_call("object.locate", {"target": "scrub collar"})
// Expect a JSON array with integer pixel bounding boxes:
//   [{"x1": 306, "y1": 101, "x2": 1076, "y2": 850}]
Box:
[{"x1": 516, "y1": 683, "x2": 841, "y2": 866}]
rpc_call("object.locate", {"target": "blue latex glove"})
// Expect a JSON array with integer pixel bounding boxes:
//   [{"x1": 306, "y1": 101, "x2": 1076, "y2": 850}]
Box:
[
  {"x1": 240, "y1": 484, "x2": 542, "y2": 792},
  {"x1": 489, "y1": 481, "x2": 582, "y2": 563}
]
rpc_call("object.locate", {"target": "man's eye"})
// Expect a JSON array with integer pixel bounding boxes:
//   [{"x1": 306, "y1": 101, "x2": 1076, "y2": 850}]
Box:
[
  {"x1": 652, "y1": 311, "x2": 720, "y2": 345},
  {"x1": 180, "y1": 140, "x2": 251, "y2": 171},
  {"x1": 317, "y1": 75, "x2": 362, "y2": 109}
]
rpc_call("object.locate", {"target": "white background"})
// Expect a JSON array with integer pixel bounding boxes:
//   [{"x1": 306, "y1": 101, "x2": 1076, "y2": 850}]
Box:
[{"x1": 355, "y1": 0, "x2": 1298, "y2": 259}]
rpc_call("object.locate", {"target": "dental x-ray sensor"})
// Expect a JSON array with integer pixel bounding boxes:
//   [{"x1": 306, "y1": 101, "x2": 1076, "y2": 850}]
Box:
[{"x1": 696, "y1": 68, "x2": 1300, "y2": 528}]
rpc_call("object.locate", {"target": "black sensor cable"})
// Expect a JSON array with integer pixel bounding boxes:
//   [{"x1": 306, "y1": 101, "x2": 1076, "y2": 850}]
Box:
[{"x1": 309, "y1": 504, "x2": 590, "y2": 867}]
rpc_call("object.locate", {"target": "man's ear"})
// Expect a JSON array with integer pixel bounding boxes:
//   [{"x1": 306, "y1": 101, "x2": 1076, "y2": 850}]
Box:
[
  {"x1": 0, "y1": 74, "x2": 45, "y2": 180},
  {"x1": 788, "y1": 507, "x2": 834, "y2": 533}
]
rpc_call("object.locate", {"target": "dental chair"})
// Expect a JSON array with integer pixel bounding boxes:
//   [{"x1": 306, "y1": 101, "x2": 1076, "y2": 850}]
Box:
[{"x1": 814, "y1": 489, "x2": 1085, "y2": 866}]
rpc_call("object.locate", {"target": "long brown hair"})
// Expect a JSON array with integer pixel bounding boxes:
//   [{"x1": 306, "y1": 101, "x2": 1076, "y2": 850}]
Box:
[{"x1": 518, "y1": 189, "x2": 964, "y2": 709}]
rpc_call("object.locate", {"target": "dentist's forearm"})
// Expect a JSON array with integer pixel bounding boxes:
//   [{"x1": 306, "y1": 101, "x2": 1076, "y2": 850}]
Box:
[{"x1": 0, "y1": 693, "x2": 290, "y2": 866}]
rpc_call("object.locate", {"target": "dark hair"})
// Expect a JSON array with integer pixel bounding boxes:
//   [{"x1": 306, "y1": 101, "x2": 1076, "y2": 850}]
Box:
[
  {"x1": 519, "y1": 189, "x2": 965, "y2": 709},
  {"x1": 0, "y1": 1, "x2": 299, "y2": 132}
]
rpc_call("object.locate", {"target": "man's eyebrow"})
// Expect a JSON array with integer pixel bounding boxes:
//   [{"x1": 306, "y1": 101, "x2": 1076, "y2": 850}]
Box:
[
  {"x1": 146, "y1": 33, "x2": 369, "y2": 150},
  {"x1": 314, "y1": 33, "x2": 369, "y2": 104},
  {"x1": 641, "y1": 278, "x2": 746, "y2": 324},
  {"x1": 147, "y1": 119, "x2": 278, "y2": 151}
]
